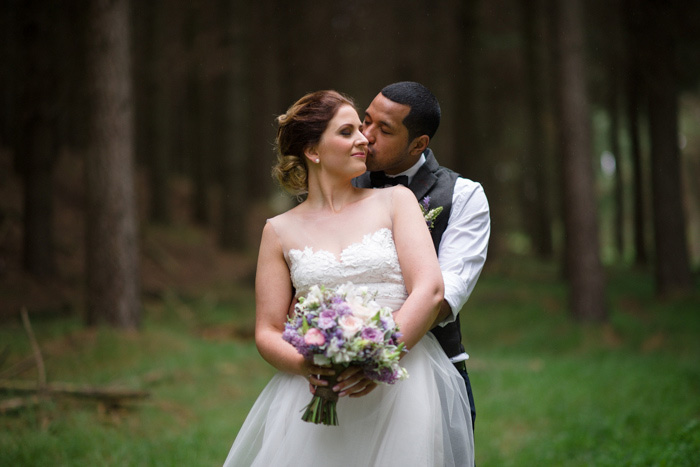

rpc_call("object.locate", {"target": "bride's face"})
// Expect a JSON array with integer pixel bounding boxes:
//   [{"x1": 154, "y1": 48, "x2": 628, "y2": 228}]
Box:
[{"x1": 311, "y1": 105, "x2": 368, "y2": 179}]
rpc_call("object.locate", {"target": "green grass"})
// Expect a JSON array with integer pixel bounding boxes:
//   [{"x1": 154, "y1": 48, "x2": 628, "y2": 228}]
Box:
[{"x1": 1, "y1": 262, "x2": 699, "y2": 466}]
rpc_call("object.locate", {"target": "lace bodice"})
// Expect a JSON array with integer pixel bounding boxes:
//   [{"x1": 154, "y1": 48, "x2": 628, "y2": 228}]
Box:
[{"x1": 288, "y1": 228, "x2": 408, "y2": 305}]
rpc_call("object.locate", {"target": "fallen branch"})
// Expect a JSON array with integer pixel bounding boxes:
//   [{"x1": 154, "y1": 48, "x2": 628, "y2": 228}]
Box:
[
  {"x1": 0, "y1": 355, "x2": 40, "y2": 380},
  {"x1": 20, "y1": 307, "x2": 46, "y2": 389},
  {"x1": 0, "y1": 395, "x2": 41, "y2": 414}
]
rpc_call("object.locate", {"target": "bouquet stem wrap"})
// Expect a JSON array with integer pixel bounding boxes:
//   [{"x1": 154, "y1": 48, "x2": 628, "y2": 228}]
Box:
[{"x1": 302, "y1": 365, "x2": 343, "y2": 425}]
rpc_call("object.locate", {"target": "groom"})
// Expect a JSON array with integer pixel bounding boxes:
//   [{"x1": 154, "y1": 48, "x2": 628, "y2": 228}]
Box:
[{"x1": 354, "y1": 81, "x2": 490, "y2": 429}]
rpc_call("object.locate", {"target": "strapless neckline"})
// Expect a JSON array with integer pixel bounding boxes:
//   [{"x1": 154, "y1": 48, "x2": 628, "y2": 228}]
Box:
[
  {"x1": 288, "y1": 227, "x2": 392, "y2": 264},
  {"x1": 287, "y1": 227, "x2": 406, "y2": 304}
]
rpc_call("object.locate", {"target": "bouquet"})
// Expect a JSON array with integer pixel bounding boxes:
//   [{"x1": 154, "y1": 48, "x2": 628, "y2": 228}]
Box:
[{"x1": 282, "y1": 282, "x2": 408, "y2": 425}]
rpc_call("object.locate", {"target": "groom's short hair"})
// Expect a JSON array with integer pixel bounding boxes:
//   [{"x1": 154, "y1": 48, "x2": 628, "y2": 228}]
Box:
[{"x1": 380, "y1": 81, "x2": 441, "y2": 141}]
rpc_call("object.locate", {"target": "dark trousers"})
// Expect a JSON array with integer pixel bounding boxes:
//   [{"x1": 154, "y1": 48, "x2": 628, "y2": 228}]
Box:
[{"x1": 454, "y1": 361, "x2": 476, "y2": 430}]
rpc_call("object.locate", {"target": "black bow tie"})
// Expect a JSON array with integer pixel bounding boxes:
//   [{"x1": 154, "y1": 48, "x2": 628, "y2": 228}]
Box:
[{"x1": 369, "y1": 172, "x2": 409, "y2": 188}]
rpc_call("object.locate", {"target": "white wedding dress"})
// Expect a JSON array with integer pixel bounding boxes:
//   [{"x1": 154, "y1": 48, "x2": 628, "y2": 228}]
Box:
[{"x1": 223, "y1": 228, "x2": 474, "y2": 466}]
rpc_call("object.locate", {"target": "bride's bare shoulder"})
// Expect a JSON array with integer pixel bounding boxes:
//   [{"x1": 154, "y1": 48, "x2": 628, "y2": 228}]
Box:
[
  {"x1": 265, "y1": 206, "x2": 307, "y2": 247},
  {"x1": 365, "y1": 185, "x2": 414, "y2": 206},
  {"x1": 267, "y1": 203, "x2": 306, "y2": 226}
]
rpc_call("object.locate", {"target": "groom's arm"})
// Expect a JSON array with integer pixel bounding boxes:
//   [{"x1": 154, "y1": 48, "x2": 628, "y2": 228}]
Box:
[{"x1": 432, "y1": 179, "x2": 490, "y2": 328}]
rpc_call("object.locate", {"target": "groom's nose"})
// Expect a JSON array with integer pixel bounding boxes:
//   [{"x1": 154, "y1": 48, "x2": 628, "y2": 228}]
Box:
[{"x1": 362, "y1": 126, "x2": 375, "y2": 144}]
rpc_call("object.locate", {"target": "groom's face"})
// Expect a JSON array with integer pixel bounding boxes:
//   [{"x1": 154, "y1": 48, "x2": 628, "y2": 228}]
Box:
[{"x1": 362, "y1": 93, "x2": 414, "y2": 175}]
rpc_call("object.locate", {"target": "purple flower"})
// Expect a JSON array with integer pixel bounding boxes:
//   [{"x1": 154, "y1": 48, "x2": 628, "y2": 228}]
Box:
[
  {"x1": 364, "y1": 366, "x2": 399, "y2": 384},
  {"x1": 361, "y1": 327, "x2": 383, "y2": 343},
  {"x1": 420, "y1": 196, "x2": 431, "y2": 211},
  {"x1": 335, "y1": 303, "x2": 351, "y2": 316},
  {"x1": 317, "y1": 316, "x2": 335, "y2": 329},
  {"x1": 317, "y1": 309, "x2": 338, "y2": 329}
]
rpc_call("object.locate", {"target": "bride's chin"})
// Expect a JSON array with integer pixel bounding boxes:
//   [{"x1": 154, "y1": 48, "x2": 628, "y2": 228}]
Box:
[
  {"x1": 350, "y1": 168, "x2": 366, "y2": 179},
  {"x1": 351, "y1": 162, "x2": 367, "y2": 178}
]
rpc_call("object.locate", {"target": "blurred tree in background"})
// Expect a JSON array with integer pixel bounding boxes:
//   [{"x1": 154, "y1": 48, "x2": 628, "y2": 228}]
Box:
[
  {"x1": 551, "y1": 0, "x2": 607, "y2": 321},
  {"x1": 16, "y1": 0, "x2": 60, "y2": 278},
  {"x1": 84, "y1": 0, "x2": 140, "y2": 329},
  {"x1": 1, "y1": 0, "x2": 699, "y2": 327}
]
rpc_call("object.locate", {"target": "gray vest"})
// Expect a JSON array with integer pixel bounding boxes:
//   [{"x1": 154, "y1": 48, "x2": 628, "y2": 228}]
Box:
[{"x1": 355, "y1": 149, "x2": 464, "y2": 359}]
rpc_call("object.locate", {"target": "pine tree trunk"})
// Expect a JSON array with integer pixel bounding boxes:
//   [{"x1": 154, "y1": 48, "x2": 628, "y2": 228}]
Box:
[
  {"x1": 644, "y1": 1, "x2": 693, "y2": 295},
  {"x1": 608, "y1": 72, "x2": 625, "y2": 259},
  {"x1": 1, "y1": 1, "x2": 21, "y2": 150},
  {"x1": 624, "y1": 1, "x2": 648, "y2": 266},
  {"x1": 453, "y1": 0, "x2": 484, "y2": 182},
  {"x1": 134, "y1": 0, "x2": 171, "y2": 224},
  {"x1": 246, "y1": 0, "x2": 279, "y2": 202},
  {"x1": 521, "y1": 0, "x2": 554, "y2": 259},
  {"x1": 85, "y1": 0, "x2": 140, "y2": 329},
  {"x1": 219, "y1": 0, "x2": 250, "y2": 250},
  {"x1": 552, "y1": 0, "x2": 607, "y2": 321},
  {"x1": 605, "y1": 0, "x2": 625, "y2": 260},
  {"x1": 19, "y1": 0, "x2": 59, "y2": 277},
  {"x1": 627, "y1": 85, "x2": 647, "y2": 266}
]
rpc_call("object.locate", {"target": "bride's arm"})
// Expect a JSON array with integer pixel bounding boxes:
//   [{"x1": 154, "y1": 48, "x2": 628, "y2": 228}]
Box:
[
  {"x1": 391, "y1": 186, "x2": 444, "y2": 350},
  {"x1": 254, "y1": 222, "x2": 333, "y2": 380}
]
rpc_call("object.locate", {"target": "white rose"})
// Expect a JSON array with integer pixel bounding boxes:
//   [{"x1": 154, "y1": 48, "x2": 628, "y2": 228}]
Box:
[{"x1": 339, "y1": 314, "x2": 363, "y2": 337}]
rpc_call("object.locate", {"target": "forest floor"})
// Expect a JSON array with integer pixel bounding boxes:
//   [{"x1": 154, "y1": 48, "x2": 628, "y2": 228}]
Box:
[{"x1": 0, "y1": 149, "x2": 268, "y2": 323}]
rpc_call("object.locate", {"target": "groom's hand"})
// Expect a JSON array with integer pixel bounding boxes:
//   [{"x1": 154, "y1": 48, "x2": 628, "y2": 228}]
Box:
[
  {"x1": 334, "y1": 367, "x2": 378, "y2": 398},
  {"x1": 431, "y1": 299, "x2": 453, "y2": 328}
]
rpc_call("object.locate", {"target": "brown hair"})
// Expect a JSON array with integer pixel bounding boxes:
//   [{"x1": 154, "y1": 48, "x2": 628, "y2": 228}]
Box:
[{"x1": 272, "y1": 90, "x2": 355, "y2": 195}]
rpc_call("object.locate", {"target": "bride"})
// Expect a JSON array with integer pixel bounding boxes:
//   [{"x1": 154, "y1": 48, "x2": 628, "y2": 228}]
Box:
[{"x1": 223, "y1": 90, "x2": 474, "y2": 466}]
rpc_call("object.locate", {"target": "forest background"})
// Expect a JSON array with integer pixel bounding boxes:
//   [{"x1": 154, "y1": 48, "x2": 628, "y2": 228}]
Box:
[{"x1": 1, "y1": 0, "x2": 699, "y2": 465}]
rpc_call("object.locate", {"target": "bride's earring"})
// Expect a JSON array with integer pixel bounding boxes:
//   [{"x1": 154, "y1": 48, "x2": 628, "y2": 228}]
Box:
[{"x1": 314, "y1": 158, "x2": 320, "y2": 163}]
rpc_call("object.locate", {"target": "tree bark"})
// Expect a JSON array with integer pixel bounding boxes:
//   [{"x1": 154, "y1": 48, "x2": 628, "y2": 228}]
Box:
[
  {"x1": 552, "y1": 0, "x2": 607, "y2": 321},
  {"x1": 643, "y1": 1, "x2": 693, "y2": 295},
  {"x1": 18, "y1": 0, "x2": 60, "y2": 277},
  {"x1": 191, "y1": 2, "x2": 214, "y2": 226},
  {"x1": 245, "y1": 0, "x2": 280, "y2": 202},
  {"x1": 453, "y1": 0, "x2": 483, "y2": 182},
  {"x1": 608, "y1": 67, "x2": 625, "y2": 259},
  {"x1": 521, "y1": 0, "x2": 554, "y2": 259},
  {"x1": 219, "y1": 0, "x2": 250, "y2": 250},
  {"x1": 0, "y1": 1, "x2": 21, "y2": 150},
  {"x1": 606, "y1": 0, "x2": 625, "y2": 260},
  {"x1": 85, "y1": 0, "x2": 140, "y2": 329},
  {"x1": 624, "y1": 1, "x2": 648, "y2": 266},
  {"x1": 627, "y1": 77, "x2": 647, "y2": 266},
  {"x1": 134, "y1": 0, "x2": 171, "y2": 224}
]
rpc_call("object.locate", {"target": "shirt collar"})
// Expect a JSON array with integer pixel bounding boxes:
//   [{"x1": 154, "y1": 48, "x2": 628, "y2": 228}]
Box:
[{"x1": 387, "y1": 153, "x2": 426, "y2": 185}]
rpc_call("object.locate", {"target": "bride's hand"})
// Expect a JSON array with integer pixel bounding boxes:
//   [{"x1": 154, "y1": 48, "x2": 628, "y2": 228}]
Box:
[
  {"x1": 334, "y1": 367, "x2": 378, "y2": 398},
  {"x1": 302, "y1": 362, "x2": 335, "y2": 389}
]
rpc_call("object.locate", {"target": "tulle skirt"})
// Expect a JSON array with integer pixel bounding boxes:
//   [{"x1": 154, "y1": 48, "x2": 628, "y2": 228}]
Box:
[{"x1": 223, "y1": 333, "x2": 474, "y2": 466}]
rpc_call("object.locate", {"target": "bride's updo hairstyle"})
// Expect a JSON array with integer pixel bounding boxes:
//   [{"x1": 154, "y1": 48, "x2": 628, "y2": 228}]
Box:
[{"x1": 273, "y1": 90, "x2": 356, "y2": 195}]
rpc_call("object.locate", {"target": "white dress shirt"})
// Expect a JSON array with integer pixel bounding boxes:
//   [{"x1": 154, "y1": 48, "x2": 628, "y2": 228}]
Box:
[{"x1": 388, "y1": 154, "x2": 491, "y2": 362}]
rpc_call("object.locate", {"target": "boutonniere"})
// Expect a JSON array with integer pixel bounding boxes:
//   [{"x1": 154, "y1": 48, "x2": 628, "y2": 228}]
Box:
[{"x1": 419, "y1": 196, "x2": 443, "y2": 231}]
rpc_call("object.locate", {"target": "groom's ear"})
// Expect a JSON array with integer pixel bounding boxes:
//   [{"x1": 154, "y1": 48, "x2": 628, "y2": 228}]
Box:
[{"x1": 408, "y1": 135, "x2": 429, "y2": 157}]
